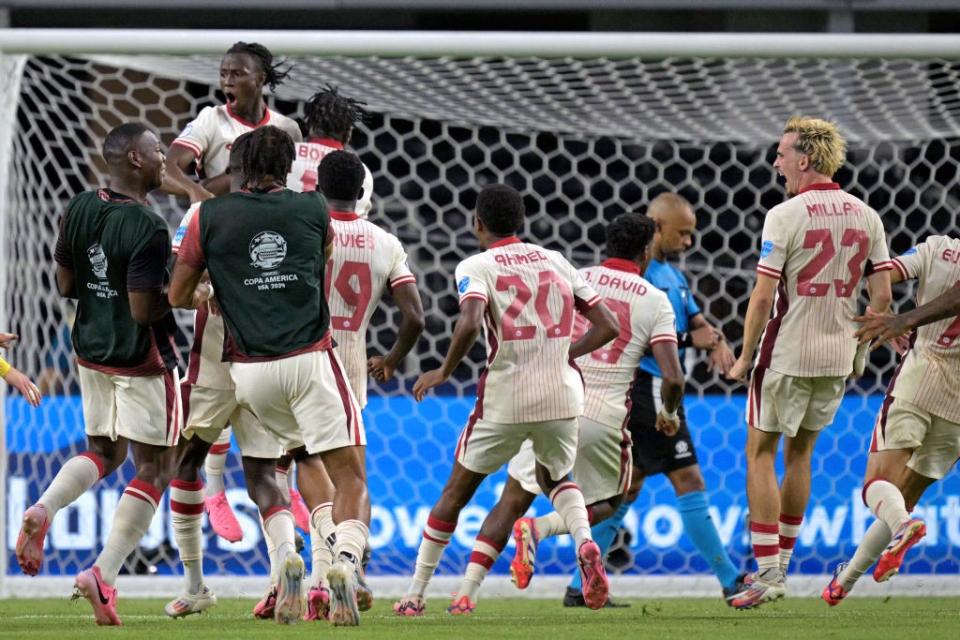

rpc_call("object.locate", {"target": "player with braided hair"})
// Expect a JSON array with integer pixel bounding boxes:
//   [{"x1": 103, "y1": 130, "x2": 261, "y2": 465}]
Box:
[
  {"x1": 288, "y1": 85, "x2": 374, "y2": 217},
  {"x1": 164, "y1": 41, "x2": 303, "y2": 547}
]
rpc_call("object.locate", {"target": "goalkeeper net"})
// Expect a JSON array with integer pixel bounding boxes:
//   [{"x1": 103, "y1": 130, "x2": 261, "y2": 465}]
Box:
[{"x1": 2, "y1": 37, "x2": 960, "y2": 596}]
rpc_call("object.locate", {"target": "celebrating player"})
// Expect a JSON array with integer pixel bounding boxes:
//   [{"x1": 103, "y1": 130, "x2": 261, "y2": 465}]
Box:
[
  {"x1": 294, "y1": 150, "x2": 424, "y2": 621},
  {"x1": 164, "y1": 41, "x2": 304, "y2": 543},
  {"x1": 170, "y1": 125, "x2": 370, "y2": 627},
  {"x1": 288, "y1": 84, "x2": 374, "y2": 216},
  {"x1": 393, "y1": 184, "x2": 619, "y2": 616},
  {"x1": 560, "y1": 192, "x2": 746, "y2": 607},
  {"x1": 443, "y1": 212, "x2": 682, "y2": 614},
  {"x1": 164, "y1": 132, "x2": 286, "y2": 619},
  {"x1": 727, "y1": 116, "x2": 893, "y2": 608},
  {"x1": 16, "y1": 123, "x2": 209, "y2": 625},
  {"x1": 823, "y1": 235, "x2": 960, "y2": 604}
]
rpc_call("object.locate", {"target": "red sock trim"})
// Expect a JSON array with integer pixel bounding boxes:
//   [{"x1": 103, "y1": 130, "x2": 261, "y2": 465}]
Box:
[
  {"x1": 423, "y1": 531, "x2": 451, "y2": 545},
  {"x1": 779, "y1": 513, "x2": 804, "y2": 526},
  {"x1": 171, "y1": 479, "x2": 203, "y2": 491},
  {"x1": 469, "y1": 549, "x2": 497, "y2": 569},
  {"x1": 749, "y1": 521, "x2": 779, "y2": 534},
  {"x1": 171, "y1": 500, "x2": 205, "y2": 515},
  {"x1": 426, "y1": 515, "x2": 456, "y2": 533},
  {"x1": 261, "y1": 505, "x2": 291, "y2": 523},
  {"x1": 754, "y1": 543, "x2": 780, "y2": 557},
  {"x1": 208, "y1": 443, "x2": 231, "y2": 455},
  {"x1": 862, "y1": 477, "x2": 887, "y2": 507},
  {"x1": 476, "y1": 534, "x2": 505, "y2": 552},
  {"x1": 549, "y1": 482, "x2": 580, "y2": 501},
  {"x1": 77, "y1": 451, "x2": 106, "y2": 479},
  {"x1": 779, "y1": 535, "x2": 798, "y2": 550},
  {"x1": 127, "y1": 478, "x2": 162, "y2": 504}
]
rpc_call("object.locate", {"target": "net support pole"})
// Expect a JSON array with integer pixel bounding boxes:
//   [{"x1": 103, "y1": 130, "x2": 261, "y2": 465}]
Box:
[{"x1": 0, "y1": 52, "x2": 26, "y2": 599}]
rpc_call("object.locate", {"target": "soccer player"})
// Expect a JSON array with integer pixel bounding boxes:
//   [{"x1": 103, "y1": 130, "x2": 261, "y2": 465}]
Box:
[
  {"x1": 294, "y1": 150, "x2": 424, "y2": 621},
  {"x1": 822, "y1": 235, "x2": 960, "y2": 604},
  {"x1": 16, "y1": 123, "x2": 208, "y2": 625},
  {"x1": 727, "y1": 116, "x2": 893, "y2": 608},
  {"x1": 560, "y1": 192, "x2": 746, "y2": 607},
  {"x1": 164, "y1": 132, "x2": 286, "y2": 619},
  {"x1": 443, "y1": 212, "x2": 683, "y2": 614},
  {"x1": 393, "y1": 184, "x2": 619, "y2": 616},
  {"x1": 288, "y1": 85, "x2": 375, "y2": 217},
  {"x1": 170, "y1": 125, "x2": 370, "y2": 627},
  {"x1": 164, "y1": 41, "x2": 303, "y2": 542},
  {"x1": 0, "y1": 332, "x2": 41, "y2": 407}
]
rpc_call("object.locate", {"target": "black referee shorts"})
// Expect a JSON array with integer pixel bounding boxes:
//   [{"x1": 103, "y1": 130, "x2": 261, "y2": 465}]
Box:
[{"x1": 629, "y1": 369, "x2": 699, "y2": 476}]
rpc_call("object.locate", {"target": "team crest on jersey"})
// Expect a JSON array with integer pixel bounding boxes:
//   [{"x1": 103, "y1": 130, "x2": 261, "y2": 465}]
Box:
[
  {"x1": 760, "y1": 240, "x2": 775, "y2": 258},
  {"x1": 249, "y1": 231, "x2": 288, "y2": 270},
  {"x1": 86, "y1": 243, "x2": 108, "y2": 280},
  {"x1": 458, "y1": 276, "x2": 470, "y2": 294}
]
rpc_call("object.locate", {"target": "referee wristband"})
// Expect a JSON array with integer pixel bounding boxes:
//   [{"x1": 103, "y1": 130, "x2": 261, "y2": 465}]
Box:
[
  {"x1": 660, "y1": 406, "x2": 679, "y2": 421},
  {"x1": 0, "y1": 357, "x2": 11, "y2": 378}
]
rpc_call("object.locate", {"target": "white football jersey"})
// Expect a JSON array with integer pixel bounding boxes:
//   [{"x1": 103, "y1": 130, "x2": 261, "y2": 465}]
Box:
[
  {"x1": 325, "y1": 210, "x2": 416, "y2": 407},
  {"x1": 889, "y1": 235, "x2": 960, "y2": 423},
  {"x1": 171, "y1": 104, "x2": 302, "y2": 180},
  {"x1": 455, "y1": 237, "x2": 601, "y2": 423},
  {"x1": 756, "y1": 183, "x2": 892, "y2": 377},
  {"x1": 172, "y1": 203, "x2": 233, "y2": 390},
  {"x1": 576, "y1": 259, "x2": 677, "y2": 429},
  {"x1": 287, "y1": 138, "x2": 374, "y2": 218}
]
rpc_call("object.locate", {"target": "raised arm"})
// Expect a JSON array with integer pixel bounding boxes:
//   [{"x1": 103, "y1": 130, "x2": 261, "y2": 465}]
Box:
[{"x1": 163, "y1": 145, "x2": 215, "y2": 203}]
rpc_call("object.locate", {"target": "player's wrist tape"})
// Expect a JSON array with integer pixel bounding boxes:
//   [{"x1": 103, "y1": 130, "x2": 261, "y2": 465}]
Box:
[
  {"x1": 0, "y1": 357, "x2": 11, "y2": 378},
  {"x1": 660, "y1": 406, "x2": 679, "y2": 421}
]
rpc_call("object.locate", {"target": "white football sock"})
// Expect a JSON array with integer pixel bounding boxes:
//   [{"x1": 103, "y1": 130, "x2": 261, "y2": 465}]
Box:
[
  {"x1": 310, "y1": 503, "x2": 335, "y2": 588},
  {"x1": 458, "y1": 535, "x2": 503, "y2": 602},
  {"x1": 410, "y1": 515, "x2": 456, "y2": 597},
  {"x1": 333, "y1": 519, "x2": 369, "y2": 566},
  {"x1": 533, "y1": 512, "x2": 568, "y2": 539},
  {"x1": 170, "y1": 479, "x2": 205, "y2": 594},
  {"x1": 203, "y1": 430, "x2": 231, "y2": 497},
  {"x1": 865, "y1": 479, "x2": 911, "y2": 533},
  {"x1": 549, "y1": 482, "x2": 591, "y2": 547},
  {"x1": 38, "y1": 452, "x2": 103, "y2": 518},
  {"x1": 95, "y1": 479, "x2": 160, "y2": 585},
  {"x1": 263, "y1": 507, "x2": 296, "y2": 562},
  {"x1": 839, "y1": 519, "x2": 892, "y2": 592}
]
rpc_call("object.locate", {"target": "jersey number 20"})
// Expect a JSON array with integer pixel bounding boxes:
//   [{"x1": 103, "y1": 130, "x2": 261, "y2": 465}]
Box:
[{"x1": 496, "y1": 271, "x2": 574, "y2": 341}]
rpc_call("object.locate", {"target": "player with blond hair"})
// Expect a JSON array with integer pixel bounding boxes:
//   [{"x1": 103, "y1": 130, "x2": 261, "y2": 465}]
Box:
[
  {"x1": 822, "y1": 235, "x2": 960, "y2": 604},
  {"x1": 727, "y1": 116, "x2": 893, "y2": 608}
]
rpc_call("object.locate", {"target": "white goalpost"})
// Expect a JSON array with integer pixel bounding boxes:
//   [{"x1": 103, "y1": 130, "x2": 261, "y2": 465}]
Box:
[{"x1": 1, "y1": 29, "x2": 960, "y2": 600}]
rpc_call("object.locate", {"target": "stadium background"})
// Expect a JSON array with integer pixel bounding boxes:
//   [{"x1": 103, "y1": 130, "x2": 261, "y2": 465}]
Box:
[{"x1": 2, "y1": 0, "x2": 960, "y2": 596}]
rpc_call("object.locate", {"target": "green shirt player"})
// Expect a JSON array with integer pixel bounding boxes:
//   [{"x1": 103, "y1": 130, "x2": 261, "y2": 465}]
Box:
[
  {"x1": 16, "y1": 122, "x2": 210, "y2": 626},
  {"x1": 170, "y1": 125, "x2": 370, "y2": 628}
]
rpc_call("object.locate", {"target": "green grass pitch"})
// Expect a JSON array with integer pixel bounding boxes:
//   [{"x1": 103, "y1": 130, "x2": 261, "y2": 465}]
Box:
[{"x1": 2, "y1": 597, "x2": 959, "y2": 639}]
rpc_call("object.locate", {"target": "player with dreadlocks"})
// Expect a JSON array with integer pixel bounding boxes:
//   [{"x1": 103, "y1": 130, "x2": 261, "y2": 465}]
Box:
[
  {"x1": 171, "y1": 124, "x2": 371, "y2": 626},
  {"x1": 164, "y1": 42, "x2": 304, "y2": 547},
  {"x1": 288, "y1": 85, "x2": 374, "y2": 217}
]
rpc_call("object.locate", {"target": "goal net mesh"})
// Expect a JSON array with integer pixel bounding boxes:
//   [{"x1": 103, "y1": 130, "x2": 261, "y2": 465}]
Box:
[{"x1": 2, "y1": 51, "x2": 959, "y2": 591}]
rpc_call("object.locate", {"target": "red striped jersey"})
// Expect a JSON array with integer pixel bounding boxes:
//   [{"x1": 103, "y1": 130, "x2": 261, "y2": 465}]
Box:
[
  {"x1": 173, "y1": 203, "x2": 233, "y2": 389},
  {"x1": 171, "y1": 104, "x2": 302, "y2": 180},
  {"x1": 324, "y1": 210, "x2": 416, "y2": 408},
  {"x1": 455, "y1": 236, "x2": 601, "y2": 423},
  {"x1": 286, "y1": 138, "x2": 375, "y2": 218},
  {"x1": 890, "y1": 235, "x2": 960, "y2": 423},
  {"x1": 756, "y1": 182, "x2": 891, "y2": 377},
  {"x1": 575, "y1": 259, "x2": 677, "y2": 429}
]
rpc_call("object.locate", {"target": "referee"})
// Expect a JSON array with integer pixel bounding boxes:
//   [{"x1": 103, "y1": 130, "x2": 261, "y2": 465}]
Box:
[{"x1": 564, "y1": 193, "x2": 746, "y2": 606}]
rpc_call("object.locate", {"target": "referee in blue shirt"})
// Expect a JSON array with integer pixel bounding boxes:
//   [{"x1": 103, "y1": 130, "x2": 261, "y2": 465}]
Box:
[{"x1": 564, "y1": 193, "x2": 746, "y2": 606}]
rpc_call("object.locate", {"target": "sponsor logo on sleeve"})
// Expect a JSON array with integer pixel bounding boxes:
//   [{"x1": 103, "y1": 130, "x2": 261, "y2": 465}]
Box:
[
  {"x1": 179, "y1": 122, "x2": 194, "y2": 138},
  {"x1": 173, "y1": 225, "x2": 187, "y2": 246},
  {"x1": 760, "y1": 240, "x2": 775, "y2": 258},
  {"x1": 458, "y1": 276, "x2": 470, "y2": 294},
  {"x1": 902, "y1": 247, "x2": 918, "y2": 256}
]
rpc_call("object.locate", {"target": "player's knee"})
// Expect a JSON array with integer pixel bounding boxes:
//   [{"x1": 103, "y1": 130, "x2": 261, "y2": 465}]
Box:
[{"x1": 669, "y1": 466, "x2": 705, "y2": 495}]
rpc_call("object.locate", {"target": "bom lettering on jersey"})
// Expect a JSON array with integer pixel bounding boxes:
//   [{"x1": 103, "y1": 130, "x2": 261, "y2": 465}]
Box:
[
  {"x1": 494, "y1": 250, "x2": 547, "y2": 267},
  {"x1": 597, "y1": 273, "x2": 647, "y2": 295},
  {"x1": 297, "y1": 144, "x2": 330, "y2": 162},
  {"x1": 806, "y1": 202, "x2": 864, "y2": 218}
]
